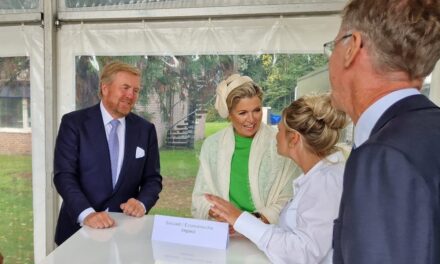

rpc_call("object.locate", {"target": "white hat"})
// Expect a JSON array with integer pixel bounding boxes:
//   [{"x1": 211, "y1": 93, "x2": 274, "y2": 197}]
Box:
[{"x1": 214, "y1": 74, "x2": 254, "y2": 118}]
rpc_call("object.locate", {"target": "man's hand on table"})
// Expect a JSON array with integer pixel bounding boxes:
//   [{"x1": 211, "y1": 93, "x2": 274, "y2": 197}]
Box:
[
  {"x1": 84, "y1": 212, "x2": 115, "y2": 229},
  {"x1": 120, "y1": 198, "x2": 145, "y2": 217}
]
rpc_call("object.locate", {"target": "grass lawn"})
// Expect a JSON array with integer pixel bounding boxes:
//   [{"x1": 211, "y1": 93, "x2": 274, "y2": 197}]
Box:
[
  {"x1": 153, "y1": 122, "x2": 229, "y2": 217},
  {"x1": 159, "y1": 148, "x2": 199, "y2": 179},
  {"x1": 205, "y1": 121, "x2": 229, "y2": 138},
  {"x1": 149, "y1": 207, "x2": 190, "y2": 217},
  {"x1": 0, "y1": 155, "x2": 33, "y2": 264},
  {"x1": 159, "y1": 122, "x2": 228, "y2": 180}
]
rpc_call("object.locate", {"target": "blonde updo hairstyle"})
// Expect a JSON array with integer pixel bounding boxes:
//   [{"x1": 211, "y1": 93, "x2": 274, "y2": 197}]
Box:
[
  {"x1": 282, "y1": 94, "x2": 348, "y2": 157},
  {"x1": 226, "y1": 82, "x2": 263, "y2": 113}
]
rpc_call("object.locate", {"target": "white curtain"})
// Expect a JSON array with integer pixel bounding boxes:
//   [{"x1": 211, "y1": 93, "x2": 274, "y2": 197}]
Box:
[
  {"x1": 0, "y1": 25, "x2": 46, "y2": 262},
  {"x1": 430, "y1": 61, "x2": 440, "y2": 106}
]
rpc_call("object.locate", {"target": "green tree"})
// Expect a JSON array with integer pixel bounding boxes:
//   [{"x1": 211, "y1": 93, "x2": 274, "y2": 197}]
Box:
[
  {"x1": 260, "y1": 54, "x2": 327, "y2": 113},
  {"x1": 74, "y1": 53, "x2": 327, "y2": 132}
]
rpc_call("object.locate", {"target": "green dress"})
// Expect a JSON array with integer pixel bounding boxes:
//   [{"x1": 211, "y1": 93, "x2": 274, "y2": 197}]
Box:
[{"x1": 229, "y1": 133, "x2": 256, "y2": 212}]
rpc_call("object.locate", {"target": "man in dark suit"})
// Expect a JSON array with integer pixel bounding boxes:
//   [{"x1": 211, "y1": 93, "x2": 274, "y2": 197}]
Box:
[
  {"x1": 54, "y1": 61, "x2": 162, "y2": 245},
  {"x1": 325, "y1": 0, "x2": 440, "y2": 263}
]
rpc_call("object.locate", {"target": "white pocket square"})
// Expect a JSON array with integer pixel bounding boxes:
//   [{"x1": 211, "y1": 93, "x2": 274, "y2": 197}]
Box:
[{"x1": 135, "y1": 147, "x2": 145, "y2": 159}]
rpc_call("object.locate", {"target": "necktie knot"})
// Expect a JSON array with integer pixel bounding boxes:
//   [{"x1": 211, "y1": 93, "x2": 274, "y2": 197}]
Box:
[{"x1": 110, "y1": 119, "x2": 120, "y2": 129}]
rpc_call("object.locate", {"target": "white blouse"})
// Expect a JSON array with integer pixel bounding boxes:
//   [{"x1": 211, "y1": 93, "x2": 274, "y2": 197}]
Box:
[{"x1": 234, "y1": 151, "x2": 345, "y2": 264}]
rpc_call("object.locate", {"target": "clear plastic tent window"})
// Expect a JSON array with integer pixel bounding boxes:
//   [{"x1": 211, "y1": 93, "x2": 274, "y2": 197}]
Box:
[
  {"x1": 60, "y1": 0, "x2": 347, "y2": 11},
  {"x1": 65, "y1": 0, "x2": 176, "y2": 8},
  {"x1": 0, "y1": 0, "x2": 39, "y2": 10}
]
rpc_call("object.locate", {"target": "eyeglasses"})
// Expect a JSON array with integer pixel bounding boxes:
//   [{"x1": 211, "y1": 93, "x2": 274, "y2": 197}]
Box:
[{"x1": 323, "y1": 34, "x2": 353, "y2": 58}]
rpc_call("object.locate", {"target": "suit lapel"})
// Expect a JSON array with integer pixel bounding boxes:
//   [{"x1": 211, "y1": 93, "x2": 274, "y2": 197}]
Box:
[
  {"x1": 371, "y1": 95, "x2": 438, "y2": 135},
  {"x1": 84, "y1": 104, "x2": 114, "y2": 191}
]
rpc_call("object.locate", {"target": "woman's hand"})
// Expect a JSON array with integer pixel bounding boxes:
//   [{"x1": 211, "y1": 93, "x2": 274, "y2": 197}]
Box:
[
  {"x1": 205, "y1": 194, "x2": 242, "y2": 226},
  {"x1": 208, "y1": 208, "x2": 226, "y2": 222},
  {"x1": 208, "y1": 206, "x2": 236, "y2": 234}
]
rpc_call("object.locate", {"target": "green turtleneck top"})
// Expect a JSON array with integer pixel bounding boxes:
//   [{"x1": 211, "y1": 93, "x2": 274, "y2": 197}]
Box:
[{"x1": 229, "y1": 133, "x2": 256, "y2": 212}]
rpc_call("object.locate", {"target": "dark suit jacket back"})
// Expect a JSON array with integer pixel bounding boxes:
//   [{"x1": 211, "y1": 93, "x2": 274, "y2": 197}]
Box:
[
  {"x1": 333, "y1": 95, "x2": 440, "y2": 263},
  {"x1": 54, "y1": 104, "x2": 162, "y2": 245}
]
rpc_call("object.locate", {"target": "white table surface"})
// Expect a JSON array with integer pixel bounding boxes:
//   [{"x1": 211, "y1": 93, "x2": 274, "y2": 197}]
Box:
[{"x1": 40, "y1": 213, "x2": 270, "y2": 264}]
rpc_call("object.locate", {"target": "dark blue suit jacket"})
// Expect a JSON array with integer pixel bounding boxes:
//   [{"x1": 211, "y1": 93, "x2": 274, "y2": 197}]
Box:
[
  {"x1": 333, "y1": 95, "x2": 440, "y2": 263},
  {"x1": 54, "y1": 103, "x2": 162, "y2": 245}
]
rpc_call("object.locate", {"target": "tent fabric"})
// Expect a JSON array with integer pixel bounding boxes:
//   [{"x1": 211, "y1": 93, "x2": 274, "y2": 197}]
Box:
[
  {"x1": 57, "y1": 16, "x2": 341, "y2": 114},
  {"x1": 0, "y1": 0, "x2": 40, "y2": 13},
  {"x1": 59, "y1": 0, "x2": 346, "y2": 11},
  {"x1": 0, "y1": 25, "x2": 46, "y2": 262},
  {"x1": 430, "y1": 62, "x2": 440, "y2": 106}
]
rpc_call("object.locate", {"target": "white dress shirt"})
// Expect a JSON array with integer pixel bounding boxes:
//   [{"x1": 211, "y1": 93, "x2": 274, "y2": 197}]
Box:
[
  {"x1": 234, "y1": 151, "x2": 345, "y2": 264},
  {"x1": 354, "y1": 88, "x2": 420, "y2": 148},
  {"x1": 100, "y1": 101, "x2": 126, "y2": 179}
]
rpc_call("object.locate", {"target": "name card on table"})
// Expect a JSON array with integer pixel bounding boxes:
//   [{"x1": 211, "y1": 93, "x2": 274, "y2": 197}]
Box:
[{"x1": 151, "y1": 215, "x2": 229, "y2": 249}]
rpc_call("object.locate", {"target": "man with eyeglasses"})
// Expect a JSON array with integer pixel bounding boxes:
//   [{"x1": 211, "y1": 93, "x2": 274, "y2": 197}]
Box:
[{"x1": 326, "y1": 0, "x2": 440, "y2": 263}]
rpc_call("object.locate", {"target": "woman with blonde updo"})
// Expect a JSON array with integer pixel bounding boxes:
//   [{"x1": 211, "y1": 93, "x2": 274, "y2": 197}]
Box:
[
  {"x1": 192, "y1": 74, "x2": 298, "y2": 225},
  {"x1": 206, "y1": 94, "x2": 348, "y2": 264}
]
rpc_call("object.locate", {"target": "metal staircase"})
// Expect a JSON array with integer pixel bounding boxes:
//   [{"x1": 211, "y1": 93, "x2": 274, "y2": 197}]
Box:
[
  {"x1": 165, "y1": 102, "x2": 207, "y2": 148},
  {"x1": 165, "y1": 79, "x2": 209, "y2": 148}
]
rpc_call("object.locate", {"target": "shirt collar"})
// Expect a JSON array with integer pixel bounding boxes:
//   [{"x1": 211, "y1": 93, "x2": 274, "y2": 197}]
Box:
[
  {"x1": 354, "y1": 88, "x2": 420, "y2": 148},
  {"x1": 294, "y1": 151, "x2": 345, "y2": 187},
  {"x1": 100, "y1": 101, "x2": 126, "y2": 126}
]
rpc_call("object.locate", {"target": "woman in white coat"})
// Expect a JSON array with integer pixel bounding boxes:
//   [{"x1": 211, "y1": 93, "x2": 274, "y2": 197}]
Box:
[
  {"x1": 206, "y1": 94, "x2": 348, "y2": 264},
  {"x1": 192, "y1": 74, "x2": 298, "y2": 225}
]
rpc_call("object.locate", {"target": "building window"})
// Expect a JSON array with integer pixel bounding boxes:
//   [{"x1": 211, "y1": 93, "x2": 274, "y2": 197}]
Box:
[
  {"x1": 0, "y1": 97, "x2": 30, "y2": 129},
  {"x1": 0, "y1": 57, "x2": 30, "y2": 132}
]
